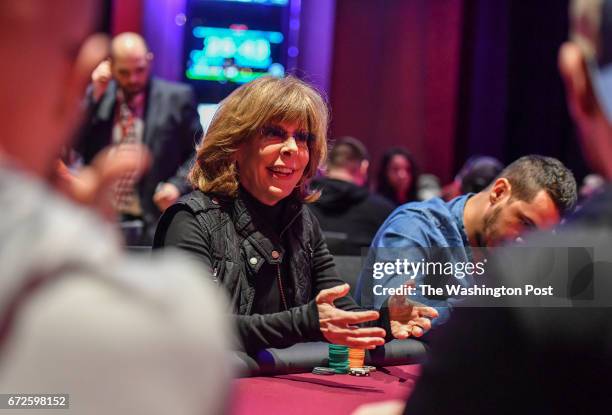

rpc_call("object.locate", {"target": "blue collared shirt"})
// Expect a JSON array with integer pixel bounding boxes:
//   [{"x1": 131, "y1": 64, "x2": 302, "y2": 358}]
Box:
[{"x1": 356, "y1": 194, "x2": 474, "y2": 327}]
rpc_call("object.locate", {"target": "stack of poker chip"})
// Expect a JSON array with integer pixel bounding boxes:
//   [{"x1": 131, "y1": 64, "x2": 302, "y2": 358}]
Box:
[
  {"x1": 328, "y1": 344, "x2": 350, "y2": 374},
  {"x1": 348, "y1": 348, "x2": 366, "y2": 368}
]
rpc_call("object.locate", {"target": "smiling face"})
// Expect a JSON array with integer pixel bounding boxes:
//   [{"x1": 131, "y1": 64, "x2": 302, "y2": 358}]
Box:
[{"x1": 236, "y1": 120, "x2": 311, "y2": 205}]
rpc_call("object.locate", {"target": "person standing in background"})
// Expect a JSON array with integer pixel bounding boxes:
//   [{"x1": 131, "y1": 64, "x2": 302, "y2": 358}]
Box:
[{"x1": 74, "y1": 32, "x2": 201, "y2": 245}]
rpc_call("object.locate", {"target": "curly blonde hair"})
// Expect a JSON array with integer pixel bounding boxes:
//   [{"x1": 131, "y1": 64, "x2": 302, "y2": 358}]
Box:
[{"x1": 190, "y1": 75, "x2": 329, "y2": 202}]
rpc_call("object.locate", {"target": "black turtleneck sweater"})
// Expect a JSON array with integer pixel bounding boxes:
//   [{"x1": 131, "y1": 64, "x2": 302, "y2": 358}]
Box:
[{"x1": 164, "y1": 190, "x2": 294, "y2": 314}]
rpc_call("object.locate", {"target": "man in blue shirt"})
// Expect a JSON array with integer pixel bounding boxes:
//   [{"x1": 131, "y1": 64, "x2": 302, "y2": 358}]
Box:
[
  {"x1": 353, "y1": 3, "x2": 612, "y2": 413},
  {"x1": 357, "y1": 155, "x2": 577, "y2": 332}
]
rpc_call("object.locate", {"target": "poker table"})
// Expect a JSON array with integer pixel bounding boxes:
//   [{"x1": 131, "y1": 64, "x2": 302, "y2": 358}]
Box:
[
  {"x1": 231, "y1": 364, "x2": 419, "y2": 415},
  {"x1": 230, "y1": 339, "x2": 425, "y2": 415}
]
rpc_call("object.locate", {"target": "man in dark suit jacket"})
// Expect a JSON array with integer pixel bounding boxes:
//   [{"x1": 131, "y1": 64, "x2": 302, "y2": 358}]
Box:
[{"x1": 74, "y1": 32, "x2": 201, "y2": 244}]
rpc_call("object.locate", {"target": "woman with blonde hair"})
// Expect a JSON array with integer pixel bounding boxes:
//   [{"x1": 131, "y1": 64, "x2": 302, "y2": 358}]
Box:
[{"x1": 154, "y1": 76, "x2": 432, "y2": 354}]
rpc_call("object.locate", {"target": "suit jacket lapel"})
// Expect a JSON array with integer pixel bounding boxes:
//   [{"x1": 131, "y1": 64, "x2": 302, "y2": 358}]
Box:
[
  {"x1": 97, "y1": 81, "x2": 117, "y2": 123},
  {"x1": 143, "y1": 78, "x2": 160, "y2": 147}
]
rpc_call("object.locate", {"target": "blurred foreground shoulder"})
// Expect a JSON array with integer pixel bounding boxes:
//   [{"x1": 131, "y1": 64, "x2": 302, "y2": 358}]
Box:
[{"x1": 0, "y1": 250, "x2": 233, "y2": 415}]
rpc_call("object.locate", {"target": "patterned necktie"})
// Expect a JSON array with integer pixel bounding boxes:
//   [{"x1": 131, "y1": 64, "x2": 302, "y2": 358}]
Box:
[{"x1": 112, "y1": 99, "x2": 141, "y2": 214}]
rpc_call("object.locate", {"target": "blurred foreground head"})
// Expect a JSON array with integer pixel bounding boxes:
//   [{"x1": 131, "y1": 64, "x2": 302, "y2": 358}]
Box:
[
  {"x1": 0, "y1": 0, "x2": 107, "y2": 177},
  {"x1": 560, "y1": 0, "x2": 612, "y2": 179}
]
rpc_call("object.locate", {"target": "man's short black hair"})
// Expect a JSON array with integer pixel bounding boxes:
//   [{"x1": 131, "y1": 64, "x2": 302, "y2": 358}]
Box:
[
  {"x1": 328, "y1": 136, "x2": 369, "y2": 169},
  {"x1": 497, "y1": 155, "x2": 578, "y2": 215}
]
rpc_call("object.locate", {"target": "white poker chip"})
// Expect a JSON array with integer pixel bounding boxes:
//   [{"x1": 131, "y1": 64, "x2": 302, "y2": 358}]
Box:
[
  {"x1": 349, "y1": 367, "x2": 370, "y2": 376},
  {"x1": 312, "y1": 367, "x2": 335, "y2": 375}
]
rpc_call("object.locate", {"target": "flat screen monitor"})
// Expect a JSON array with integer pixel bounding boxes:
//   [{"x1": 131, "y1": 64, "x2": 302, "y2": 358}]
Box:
[{"x1": 184, "y1": 0, "x2": 298, "y2": 103}]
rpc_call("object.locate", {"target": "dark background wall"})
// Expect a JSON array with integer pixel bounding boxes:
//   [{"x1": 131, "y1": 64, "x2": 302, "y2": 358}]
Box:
[
  {"x1": 502, "y1": 0, "x2": 587, "y2": 180},
  {"x1": 330, "y1": 0, "x2": 463, "y2": 183},
  {"x1": 457, "y1": 0, "x2": 586, "y2": 178},
  {"x1": 108, "y1": 0, "x2": 590, "y2": 184}
]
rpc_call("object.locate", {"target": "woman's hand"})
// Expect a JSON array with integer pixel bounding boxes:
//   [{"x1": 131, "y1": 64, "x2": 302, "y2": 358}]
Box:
[{"x1": 316, "y1": 284, "x2": 386, "y2": 349}]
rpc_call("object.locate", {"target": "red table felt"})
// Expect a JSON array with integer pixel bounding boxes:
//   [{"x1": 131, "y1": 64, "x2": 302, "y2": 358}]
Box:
[{"x1": 230, "y1": 364, "x2": 420, "y2": 415}]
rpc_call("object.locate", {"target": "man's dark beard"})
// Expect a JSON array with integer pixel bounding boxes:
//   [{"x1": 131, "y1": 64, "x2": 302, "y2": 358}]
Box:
[
  {"x1": 478, "y1": 205, "x2": 502, "y2": 247},
  {"x1": 122, "y1": 88, "x2": 143, "y2": 101}
]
